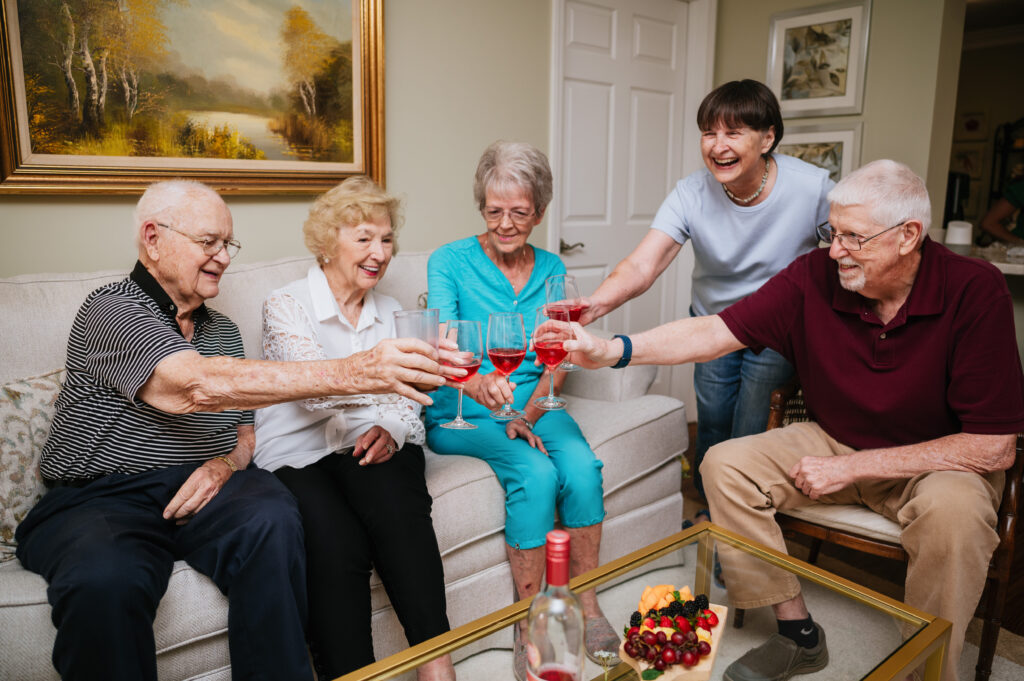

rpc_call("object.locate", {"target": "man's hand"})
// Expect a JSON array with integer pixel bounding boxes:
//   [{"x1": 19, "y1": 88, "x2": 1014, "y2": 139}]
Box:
[
  {"x1": 789, "y1": 456, "x2": 853, "y2": 500},
  {"x1": 576, "y1": 297, "x2": 599, "y2": 326},
  {"x1": 163, "y1": 458, "x2": 233, "y2": 524},
  {"x1": 506, "y1": 418, "x2": 548, "y2": 454},
  {"x1": 353, "y1": 425, "x2": 397, "y2": 466},
  {"x1": 464, "y1": 372, "x2": 516, "y2": 410},
  {"x1": 344, "y1": 338, "x2": 445, "y2": 405},
  {"x1": 562, "y1": 323, "x2": 622, "y2": 369}
]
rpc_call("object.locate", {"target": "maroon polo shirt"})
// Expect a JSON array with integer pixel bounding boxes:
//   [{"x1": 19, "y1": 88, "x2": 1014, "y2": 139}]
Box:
[{"x1": 720, "y1": 237, "x2": 1024, "y2": 450}]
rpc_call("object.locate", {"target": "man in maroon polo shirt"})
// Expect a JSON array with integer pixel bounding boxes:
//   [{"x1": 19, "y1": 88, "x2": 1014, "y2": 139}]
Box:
[{"x1": 566, "y1": 160, "x2": 1024, "y2": 681}]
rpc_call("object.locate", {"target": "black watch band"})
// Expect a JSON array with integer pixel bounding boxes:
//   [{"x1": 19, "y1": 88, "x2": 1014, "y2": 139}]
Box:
[{"x1": 611, "y1": 334, "x2": 632, "y2": 369}]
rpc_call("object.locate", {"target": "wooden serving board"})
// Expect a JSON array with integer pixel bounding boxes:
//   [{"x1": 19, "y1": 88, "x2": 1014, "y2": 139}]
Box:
[{"x1": 618, "y1": 604, "x2": 728, "y2": 681}]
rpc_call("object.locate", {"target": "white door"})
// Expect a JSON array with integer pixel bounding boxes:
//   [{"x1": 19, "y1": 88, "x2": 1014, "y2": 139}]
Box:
[{"x1": 548, "y1": 0, "x2": 716, "y2": 407}]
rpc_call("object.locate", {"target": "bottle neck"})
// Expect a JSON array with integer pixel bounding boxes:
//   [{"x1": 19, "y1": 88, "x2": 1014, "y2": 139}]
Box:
[{"x1": 546, "y1": 553, "x2": 570, "y2": 587}]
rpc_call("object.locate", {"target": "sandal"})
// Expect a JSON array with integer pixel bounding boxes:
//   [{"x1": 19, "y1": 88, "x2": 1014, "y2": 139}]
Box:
[{"x1": 584, "y1": 615, "x2": 621, "y2": 667}]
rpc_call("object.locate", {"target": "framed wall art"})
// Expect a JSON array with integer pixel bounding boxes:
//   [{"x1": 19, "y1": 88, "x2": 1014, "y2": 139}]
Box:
[
  {"x1": 777, "y1": 122, "x2": 862, "y2": 182},
  {"x1": 950, "y1": 143, "x2": 985, "y2": 180},
  {"x1": 0, "y1": 0, "x2": 384, "y2": 194},
  {"x1": 767, "y1": 0, "x2": 871, "y2": 118}
]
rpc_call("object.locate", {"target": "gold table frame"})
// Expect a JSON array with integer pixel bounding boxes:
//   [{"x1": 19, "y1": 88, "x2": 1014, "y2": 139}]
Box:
[{"x1": 338, "y1": 522, "x2": 950, "y2": 681}]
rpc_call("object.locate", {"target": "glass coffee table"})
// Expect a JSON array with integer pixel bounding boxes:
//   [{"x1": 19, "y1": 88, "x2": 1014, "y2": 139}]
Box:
[{"x1": 338, "y1": 522, "x2": 950, "y2": 681}]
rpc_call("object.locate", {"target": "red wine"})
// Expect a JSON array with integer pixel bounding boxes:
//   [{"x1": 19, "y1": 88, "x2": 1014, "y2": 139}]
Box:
[
  {"x1": 544, "y1": 304, "x2": 583, "y2": 322},
  {"x1": 534, "y1": 341, "x2": 567, "y2": 370},
  {"x1": 528, "y1": 665, "x2": 578, "y2": 681},
  {"x1": 525, "y1": 531, "x2": 584, "y2": 681},
  {"x1": 488, "y1": 347, "x2": 526, "y2": 375},
  {"x1": 443, "y1": 360, "x2": 481, "y2": 384}
]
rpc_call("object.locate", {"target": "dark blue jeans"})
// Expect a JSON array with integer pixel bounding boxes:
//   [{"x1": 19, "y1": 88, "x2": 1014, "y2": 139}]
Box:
[
  {"x1": 15, "y1": 464, "x2": 311, "y2": 681},
  {"x1": 693, "y1": 347, "x2": 794, "y2": 499}
]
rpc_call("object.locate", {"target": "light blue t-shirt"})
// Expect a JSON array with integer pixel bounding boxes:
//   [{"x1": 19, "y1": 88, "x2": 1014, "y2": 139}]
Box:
[
  {"x1": 651, "y1": 154, "x2": 833, "y2": 316},
  {"x1": 425, "y1": 236, "x2": 566, "y2": 427}
]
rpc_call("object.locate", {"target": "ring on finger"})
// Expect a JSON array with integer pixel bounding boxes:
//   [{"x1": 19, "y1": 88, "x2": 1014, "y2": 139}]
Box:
[{"x1": 386, "y1": 442, "x2": 396, "y2": 455}]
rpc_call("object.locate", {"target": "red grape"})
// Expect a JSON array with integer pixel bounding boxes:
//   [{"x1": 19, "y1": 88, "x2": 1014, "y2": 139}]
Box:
[
  {"x1": 671, "y1": 632, "x2": 685, "y2": 646},
  {"x1": 681, "y1": 650, "x2": 698, "y2": 667},
  {"x1": 697, "y1": 641, "x2": 711, "y2": 656},
  {"x1": 642, "y1": 631, "x2": 657, "y2": 646},
  {"x1": 661, "y1": 648, "x2": 677, "y2": 664},
  {"x1": 655, "y1": 631, "x2": 667, "y2": 644}
]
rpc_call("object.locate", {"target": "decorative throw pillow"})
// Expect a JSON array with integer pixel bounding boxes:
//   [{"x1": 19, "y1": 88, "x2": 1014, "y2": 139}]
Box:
[{"x1": 0, "y1": 369, "x2": 65, "y2": 561}]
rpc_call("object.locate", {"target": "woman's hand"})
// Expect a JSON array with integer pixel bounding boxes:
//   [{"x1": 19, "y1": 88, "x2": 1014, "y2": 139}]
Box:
[
  {"x1": 464, "y1": 371, "x2": 517, "y2": 410},
  {"x1": 353, "y1": 425, "x2": 397, "y2": 466},
  {"x1": 506, "y1": 417, "x2": 548, "y2": 454}
]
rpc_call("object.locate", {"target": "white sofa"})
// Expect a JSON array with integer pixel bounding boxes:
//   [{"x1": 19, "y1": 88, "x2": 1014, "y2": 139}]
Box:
[{"x1": 0, "y1": 252, "x2": 687, "y2": 680}]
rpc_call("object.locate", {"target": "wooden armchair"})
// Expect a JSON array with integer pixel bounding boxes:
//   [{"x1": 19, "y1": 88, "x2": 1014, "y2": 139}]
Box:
[{"x1": 731, "y1": 381, "x2": 1022, "y2": 681}]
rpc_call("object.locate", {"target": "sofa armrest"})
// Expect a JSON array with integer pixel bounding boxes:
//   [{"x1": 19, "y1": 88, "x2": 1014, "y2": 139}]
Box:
[{"x1": 561, "y1": 365, "x2": 658, "y2": 402}]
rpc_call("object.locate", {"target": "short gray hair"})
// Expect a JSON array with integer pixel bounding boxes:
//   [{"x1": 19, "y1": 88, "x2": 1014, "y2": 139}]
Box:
[
  {"x1": 828, "y1": 160, "x2": 931, "y2": 236},
  {"x1": 134, "y1": 180, "x2": 227, "y2": 247},
  {"x1": 473, "y1": 141, "x2": 553, "y2": 214}
]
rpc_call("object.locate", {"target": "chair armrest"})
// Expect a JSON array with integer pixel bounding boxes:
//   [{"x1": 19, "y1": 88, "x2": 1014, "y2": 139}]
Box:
[
  {"x1": 561, "y1": 365, "x2": 658, "y2": 402},
  {"x1": 766, "y1": 378, "x2": 801, "y2": 430}
]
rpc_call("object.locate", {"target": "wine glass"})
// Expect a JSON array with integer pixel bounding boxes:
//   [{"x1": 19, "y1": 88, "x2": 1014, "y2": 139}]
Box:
[
  {"x1": 532, "y1": 307, "x2": 572, "y2": 410},
  {"x1": 486, "y1": 312, "x2": 526, "y2": 421},
  {"x1": 439, "y1": 320, "x2": 483, "y2": 430},
  {"x1": 544, "y1": 274, "x2": 583, "y2": 372}
]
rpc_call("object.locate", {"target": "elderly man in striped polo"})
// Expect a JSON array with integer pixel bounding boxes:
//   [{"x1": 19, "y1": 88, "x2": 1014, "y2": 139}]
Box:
[{"x1": 14, "y1": 180, "x2": 450, "y2": 681}]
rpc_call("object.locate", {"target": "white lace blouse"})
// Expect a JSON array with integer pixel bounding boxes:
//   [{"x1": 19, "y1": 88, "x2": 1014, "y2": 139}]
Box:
[{"x1": 252, "y1": 266, "x2": 425, "y2": 472}]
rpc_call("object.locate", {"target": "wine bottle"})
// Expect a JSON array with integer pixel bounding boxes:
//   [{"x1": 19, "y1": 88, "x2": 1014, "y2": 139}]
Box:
[{"x1": 525, "y1": 530, "x2": 585, "y2": 681}]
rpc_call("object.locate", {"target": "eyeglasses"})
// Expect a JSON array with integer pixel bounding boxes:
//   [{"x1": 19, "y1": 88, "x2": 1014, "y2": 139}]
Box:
[
  {"x1": 816, "y1": 220, "x2": 908, "y2": 251},
  {"x1": 157, "y1": 222, "x2": 241, "y2": 258},
  {"x1": 482, "y1": 207, "x2": 536, "y2": 227}
]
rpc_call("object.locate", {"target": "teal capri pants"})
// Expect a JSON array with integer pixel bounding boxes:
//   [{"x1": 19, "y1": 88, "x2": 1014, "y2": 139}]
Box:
[{"x1": 426, "y1": 408, "x2": 605, "y2": 550}]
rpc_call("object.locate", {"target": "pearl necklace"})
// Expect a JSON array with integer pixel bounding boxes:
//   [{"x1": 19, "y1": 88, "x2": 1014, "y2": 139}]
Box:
[{"x1": 722, "y1": 157, "x2": 770, "y2": 204}]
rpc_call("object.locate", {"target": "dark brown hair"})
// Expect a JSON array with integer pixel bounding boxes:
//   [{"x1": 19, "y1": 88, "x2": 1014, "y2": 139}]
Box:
[{"x1": 696, "y1": 80, "x2": 783, "y2": 155}]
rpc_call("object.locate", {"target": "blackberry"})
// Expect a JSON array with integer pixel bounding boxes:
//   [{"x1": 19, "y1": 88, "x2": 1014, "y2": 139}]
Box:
[
  {"x1": 630, "y1": 611, "x2": 642, "y2": 627},
  {"x1": 646, "y1": 609, "x2": 659, "y2": 621},
  {"x1": 659, "y1": 607, "x2": 673, "y2": 618},
  {"x1": 666, "y1": 600, "x2": 684, "y2": 617},
  {"x1": 694, "y1": 594, "x2": 710, "y2": 611},
  {"x1": 681, "y1": 601, "x2": 698, "y2": 618}
]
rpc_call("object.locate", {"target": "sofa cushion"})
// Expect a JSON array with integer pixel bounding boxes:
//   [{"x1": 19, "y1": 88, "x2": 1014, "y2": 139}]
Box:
[{"x1": 0, "y1": 370, "x2": 65, "y2": 561}]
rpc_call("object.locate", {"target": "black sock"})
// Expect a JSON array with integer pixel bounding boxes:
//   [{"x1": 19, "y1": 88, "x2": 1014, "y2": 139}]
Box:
[{"x1": 777, "y1": 617, "x2": 819, "y2": 648}]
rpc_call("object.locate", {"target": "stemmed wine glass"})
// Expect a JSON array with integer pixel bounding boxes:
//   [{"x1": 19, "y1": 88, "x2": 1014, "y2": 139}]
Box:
[
  {"x1": 486, "y1": 312, "x2": 526, "y2": 421},
  {"x1": 439, "y1": 320, "x2": 483, "y2": 430},
  {"x1": 544, "y1": 274, "x2": 583, "y2": 372},
  {"x1": 532, "y1": 307, "x2": 572, "y2": 410}
]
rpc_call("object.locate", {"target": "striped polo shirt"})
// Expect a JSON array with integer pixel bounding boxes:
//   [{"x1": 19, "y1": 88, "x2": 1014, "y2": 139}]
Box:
[{"x1": 39, "y1": 262, "x2": 253, "y2": 482}]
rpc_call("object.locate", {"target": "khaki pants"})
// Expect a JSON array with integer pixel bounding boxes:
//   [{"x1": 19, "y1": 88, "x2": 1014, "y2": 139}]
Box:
[{"x1": 701, "y1": 422, "x2": 1004, "y2": 681}]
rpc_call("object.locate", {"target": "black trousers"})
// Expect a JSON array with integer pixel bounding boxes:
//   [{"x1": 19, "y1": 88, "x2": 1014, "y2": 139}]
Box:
[
  {"x1": 15, "y1": 464, "x2": 311, "y2": 681},
  {"x1": 275, "y1": 443, "x2": 450, "y2": 679}
]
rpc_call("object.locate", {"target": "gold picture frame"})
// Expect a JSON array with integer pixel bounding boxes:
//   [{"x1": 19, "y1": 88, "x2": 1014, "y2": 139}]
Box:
[{"x1": 0, "y1": 0, "x2": 384, "y2": 194}]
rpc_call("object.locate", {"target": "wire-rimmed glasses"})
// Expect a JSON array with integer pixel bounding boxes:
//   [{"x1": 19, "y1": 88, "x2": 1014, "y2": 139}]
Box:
[
  {"x1": 157, "y1": 222, "x2": 242, "y2": 258},
  {"x1": 486, "y1": 312, "x2": 527, "y2": 421},
  {"x1": 481, "y1": 207, "x2": 536, "y2": 226},
  {"x1": 816, "y1": 220, "x2": 908, "y2": 251},
  {"x1": 544, "y1": 274, "x2": 583, "y2": 372},
  {"x1": 532, "y1": 307, "x2": 571, "y2": 411},
  {"x1": 438, "y1": 320, "x2": 483, "y2": 430}
]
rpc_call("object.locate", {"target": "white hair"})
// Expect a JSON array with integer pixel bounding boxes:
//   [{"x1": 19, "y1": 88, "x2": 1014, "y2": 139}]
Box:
[
  {"x1": 133, "y1": 180, "x2": 227, "y2": 248},
  {"x1": 828, "y1": 159, "x2": 931, "y2": 236}
]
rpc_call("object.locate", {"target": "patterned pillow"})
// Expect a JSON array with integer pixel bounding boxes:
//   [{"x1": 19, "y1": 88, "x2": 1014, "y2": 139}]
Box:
[{"x1": 0, "y1": 369, "x2": 65, "y2": 561}]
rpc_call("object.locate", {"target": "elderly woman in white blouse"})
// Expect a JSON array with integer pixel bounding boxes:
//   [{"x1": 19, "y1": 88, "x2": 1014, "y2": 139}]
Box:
[{"x1": 254, "y1": 176, "x2": 455, "y2": 681}]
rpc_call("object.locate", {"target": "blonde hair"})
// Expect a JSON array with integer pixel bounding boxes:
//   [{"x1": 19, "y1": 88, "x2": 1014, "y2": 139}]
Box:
[{"x1": 304, "y1": 176, "x2": 403, "y2": 264}]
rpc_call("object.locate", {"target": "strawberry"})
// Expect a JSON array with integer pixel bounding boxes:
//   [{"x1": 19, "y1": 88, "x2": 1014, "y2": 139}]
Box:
[
  {"x1": 674, "y1": 616, "x2": 691, "y2": 632},
  {"x1": 659, "y1": 615, "x2": 673, "y2": 628},
  {"x1": 696, "y1": 616, "x2": 710, "y2": 630},
  {"x1": 642, "y1": 617, "x2": 656, "y2": 630},
  {"x1": 704, "y1": 610, "x2": 719, "y2": 627}
]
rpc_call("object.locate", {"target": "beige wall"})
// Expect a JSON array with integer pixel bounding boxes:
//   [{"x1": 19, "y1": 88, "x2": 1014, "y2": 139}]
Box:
[
  {"x1": 714, "y1": 0, "x2": 965, "y2": 226},
  {"x1": 0, "y1": 0, "x2": 550, "y2": 277}
]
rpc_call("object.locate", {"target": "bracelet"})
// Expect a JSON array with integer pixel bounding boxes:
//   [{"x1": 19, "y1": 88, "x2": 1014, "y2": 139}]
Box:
[
  {"x1": 611, "y1": 334, "x2": 632, "y2": 369},
  {"x1": 518, "y1": 417, "x2": 534, "y2": 431},
  {"x1": 213, "y1": 456, "x2": 238, "y2": 473}
]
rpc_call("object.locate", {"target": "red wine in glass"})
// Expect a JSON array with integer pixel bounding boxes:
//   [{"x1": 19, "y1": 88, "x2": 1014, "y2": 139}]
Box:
[
  {"x1": 439, "y1": 320, "x2": 482, "y2": 430},
  {"x1": 528, "y1": 665, "x2": 578, "y2": 681},
  {"x1": 543, "y1": 304, "x2": 583, "y2": 322},
  {"x1": 534, "y1": 341, "x2": 567, "y2": 370},
  {"x1": 544, "y1": 275, "x2": 583, "y2": 371},
  {"x1": 488, "y1": 347, "x2": 526, "y2": 375},
  {"x1": 487, "y1": 312, "x2": 526, "y2": 421},
  {"x1": 442, "y1": 360, "x2": 481, "y2": 383},
  {"x1": 532, "y1": 307, "x2": 570, "y2": 410}
]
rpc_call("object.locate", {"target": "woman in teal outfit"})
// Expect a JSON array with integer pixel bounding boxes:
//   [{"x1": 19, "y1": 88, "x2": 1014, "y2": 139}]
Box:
[{"x1": 425, "y1": 141, "x2": 618, "y2": 679}]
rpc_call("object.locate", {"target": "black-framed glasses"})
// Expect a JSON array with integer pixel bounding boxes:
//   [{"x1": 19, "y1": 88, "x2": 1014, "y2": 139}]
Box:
[
  {"x1": 482, "y1": 207, "x2": 536, "y2": 227},
  {"x1": 157, "y1": 222, "x2": 241, "y2": 258},
  {"x1": 816, "y1": 220, "x2": 908, "y2": 251}
]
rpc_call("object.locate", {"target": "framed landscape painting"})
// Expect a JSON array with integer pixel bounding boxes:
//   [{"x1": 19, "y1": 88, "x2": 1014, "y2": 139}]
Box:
[
  {"x1": 778, "y1": 123, "x2": 862, "y2": 182},
  {"x1": 0, "y1": 0, "x2": 384, "y2": 194},
  {"x1": 767, "y1": 0, "x2": 871, "y2": 118}
]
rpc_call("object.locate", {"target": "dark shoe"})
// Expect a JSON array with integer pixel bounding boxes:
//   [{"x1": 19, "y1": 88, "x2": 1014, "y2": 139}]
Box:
[{"x1": 723, "y1": 626, "x2": 828, "y2": 681}]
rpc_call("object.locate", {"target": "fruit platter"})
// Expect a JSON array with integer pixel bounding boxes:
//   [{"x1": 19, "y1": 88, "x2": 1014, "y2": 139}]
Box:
[{"x1": 618, "y1": 584, "x2": 727, "y2": 680}]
